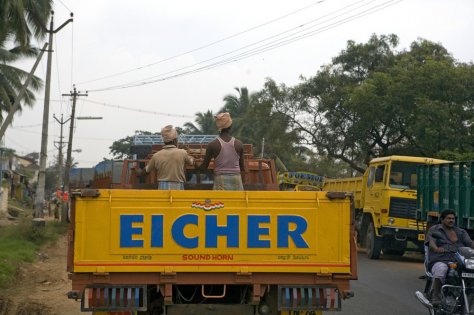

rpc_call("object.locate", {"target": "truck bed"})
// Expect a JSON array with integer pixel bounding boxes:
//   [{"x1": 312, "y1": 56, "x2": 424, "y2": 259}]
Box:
[{"x1": 70, "y1": 190, "x2": 354, "y2": 274}]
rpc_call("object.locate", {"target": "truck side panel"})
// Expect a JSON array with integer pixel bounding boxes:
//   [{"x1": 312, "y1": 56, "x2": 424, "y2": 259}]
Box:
[
  {"x1": 418, "y1": 161, "x2": 474, "y2": 229},
  {"x1": 72, "y1": 190, "x2": 352, "y2": 274},
  {"x1": 323, "y1": 177, "x2": 364, "y2": 209}
]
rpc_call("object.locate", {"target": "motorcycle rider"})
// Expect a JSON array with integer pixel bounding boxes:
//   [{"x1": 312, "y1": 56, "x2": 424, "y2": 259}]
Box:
[{"x1": 426, "y1": 209, "x2": 474, "y2": 305}]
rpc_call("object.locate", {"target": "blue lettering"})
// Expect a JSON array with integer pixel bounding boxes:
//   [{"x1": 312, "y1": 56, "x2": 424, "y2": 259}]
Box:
[
  {"x1": 248, "y1": 215, "x2": 270, "y2": 248},
  {"x1": 172, "y1": 214, "x2": 198, "y2": 248},
  {"x1": 151, "y1": 215, "x2": 163, "y2": 247},
  {"x1": 277, "y1": 215, "x2": 309, "y2": 248},
  {"x1": 120, "y1": 215, "x2": 144, "y2": 248},
  {"x1": 205, "y1": 215, "x2": 239, "y2": 248}
]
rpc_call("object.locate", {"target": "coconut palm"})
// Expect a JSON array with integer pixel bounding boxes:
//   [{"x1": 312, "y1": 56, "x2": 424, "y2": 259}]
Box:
[
  {"x1": 183, "y1": 110, "x2": 216, "y2": 135},
  {"x1": 220, "y1": 87, "x2": 257, "y2": 140},
  {"x1": 0, "y1": 0, "x2": 52, "y2": 120}
]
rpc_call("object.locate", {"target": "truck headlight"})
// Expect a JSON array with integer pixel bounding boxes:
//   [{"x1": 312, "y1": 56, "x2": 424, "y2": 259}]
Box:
[{"x1": 465, "y1": 259, "x2": 474, "y2": 269}]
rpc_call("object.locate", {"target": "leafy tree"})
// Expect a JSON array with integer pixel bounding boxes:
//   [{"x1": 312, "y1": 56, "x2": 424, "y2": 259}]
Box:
[
  {"x1": 271, "y1": 34, "x2": 474, "y2": 173},
  {"x1": 109, "y1": 130, "x2": 158, "y2": 159}
]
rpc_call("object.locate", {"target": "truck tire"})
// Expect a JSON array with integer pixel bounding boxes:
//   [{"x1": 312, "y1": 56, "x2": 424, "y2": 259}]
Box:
[{"x1": 366, "y1": 222, "x2": 382, "y2": 259}]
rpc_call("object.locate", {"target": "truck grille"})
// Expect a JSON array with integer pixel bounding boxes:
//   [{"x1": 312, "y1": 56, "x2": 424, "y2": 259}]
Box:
[{"x1": 389, "y1": 197, "x2": 417, "y2": 219}]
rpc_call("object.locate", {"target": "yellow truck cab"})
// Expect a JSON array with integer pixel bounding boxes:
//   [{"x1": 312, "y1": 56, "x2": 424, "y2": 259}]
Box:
[{"x1": 324, "y1": 155, "x2": 448, "y2": 259}]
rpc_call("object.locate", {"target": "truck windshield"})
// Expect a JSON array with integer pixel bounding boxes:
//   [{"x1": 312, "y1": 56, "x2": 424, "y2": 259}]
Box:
[{"x1": 389, "y1": 161, "x2": 419, "y2": 190}]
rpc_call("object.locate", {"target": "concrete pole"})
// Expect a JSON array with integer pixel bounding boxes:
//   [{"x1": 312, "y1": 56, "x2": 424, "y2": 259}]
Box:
[
  {"x1": 34, "y1": 14, "x2": 55, "y2": 218},
  {"x1": 33, "y1": 12, "x2": 73, "y2": 219},
  {"x1": 62, "y1": 86, "x2": 87, "y2": 222},
  {"x1": 53, "y1": 114, "x2": 69, "y2": 189}
]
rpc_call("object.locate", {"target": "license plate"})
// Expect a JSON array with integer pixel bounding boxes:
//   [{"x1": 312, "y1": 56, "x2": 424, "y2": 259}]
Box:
[
  {"x1": 462, "y1": 272, "x2": 474, "y2": 278},
  {"x1": 418, "y1": 234, "x2": 425, "y2": 241}
]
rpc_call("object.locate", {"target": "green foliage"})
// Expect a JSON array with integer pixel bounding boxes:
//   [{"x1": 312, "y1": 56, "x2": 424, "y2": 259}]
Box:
[
  {"x1": 436, "y1": 151, "x2": 474, "y2": 162},
  {"x1": 109, "y1": 34, "x2": 474, "y2": 177},
  {"x1": 182, "y1": 110, "x2": 217, "y2": 134},
  {"x1": 0, "y1": 0, "x2": 52, "y2": 120},
  {"x1": 109, "y1": 130, "x2": 159, "y2": 159},
  {"x1": 271, "y1": 34, "x2": 474, "y2": 173}
]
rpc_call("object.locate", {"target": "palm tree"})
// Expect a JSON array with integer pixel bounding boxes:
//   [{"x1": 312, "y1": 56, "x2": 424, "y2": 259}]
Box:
[
  {"x1": 183, "y1": 110, "x2": 216, "y2": 134},
  {"x1": 0, "y1": 0, "x2": 52, "y2": 120},
  {"x1": 220, "y1": 87, "x2": 257, "y2": 140}
]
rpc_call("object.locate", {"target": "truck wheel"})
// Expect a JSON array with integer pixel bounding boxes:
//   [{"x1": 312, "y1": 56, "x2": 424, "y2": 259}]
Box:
[{"x1": 366, "y1": 222, "x2": 382, "y2": 259}]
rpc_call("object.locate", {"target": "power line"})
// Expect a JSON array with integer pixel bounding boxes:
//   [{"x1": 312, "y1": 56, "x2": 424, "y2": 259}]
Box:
[
  {"x1": 83, "y1": 98, "x2": 195, "y2": 118},
  {"x1": 102, "y1": 0, "x2": 374, "y2": 90},
  {"x1": 76, "y1": 0, "x2": 328, "y2": 86},
  {"x1": 89, "y1": 0, "x2": 402, "y2": 92},
  {"x1": 56, "y1": 0, "x2": 73, "y2": 13}
]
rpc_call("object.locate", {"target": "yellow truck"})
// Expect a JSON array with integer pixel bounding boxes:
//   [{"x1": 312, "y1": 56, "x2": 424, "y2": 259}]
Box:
[
  {"x1": 67, "y1": 189, "x2": 357, "y2": 314},
  {"x1": 323, "y1": 155, "x2": 447, "y2": 259},
  {"x1": 67, "y1": 138, "x2": 357, "y2": 314},
  {"x1": 278, "y1": 171, "x2": 323, "y2": 191}
]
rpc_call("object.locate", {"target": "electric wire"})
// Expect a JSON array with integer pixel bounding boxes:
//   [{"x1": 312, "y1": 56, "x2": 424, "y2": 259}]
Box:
[
  {"x1": 102, "y1": 0, "x2": 375, "y2": 90},
  {"x1": 89, "y1": 0, "x2": 401, "y2": 92},
  {"x1": 83, "y1": 98, "x2": 194, "y2": 118},
  {"x1": 56, "y1": 0, "x2": 73, "y2": 13},
  {"x1": 76, "y1": 0, "x2": 328, "y2": 85},
  {"x1": 70, "y1": 22, "x2": 74, "y2": 91},
  {"x1": 54, "y1": 38, "x2": 65, "y2": 111},
  {"x1": 9, "y1": 127, "x2": 115, "y2": 141}
]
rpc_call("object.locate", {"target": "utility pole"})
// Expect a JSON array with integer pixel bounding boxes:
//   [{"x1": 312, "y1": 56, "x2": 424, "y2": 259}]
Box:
[
  {"x1": 53, "y1": 114, "x2": 69, "y2": 189},
  {"x1": 34, "y1": 11, "x2": 73, "y2": 219},
  {"x1": 62, "y1": 85, "x2": 87, "y2": 223}
]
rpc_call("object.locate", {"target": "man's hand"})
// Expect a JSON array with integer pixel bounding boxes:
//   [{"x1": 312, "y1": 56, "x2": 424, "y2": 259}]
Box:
[{"x1": 435, "y1": 247, "x2": 445, "y2": 254}]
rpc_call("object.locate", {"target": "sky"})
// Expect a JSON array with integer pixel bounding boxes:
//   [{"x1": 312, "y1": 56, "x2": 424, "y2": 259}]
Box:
[{"x1": 5, "y1": 0, "x2": 474, "y2": 168}]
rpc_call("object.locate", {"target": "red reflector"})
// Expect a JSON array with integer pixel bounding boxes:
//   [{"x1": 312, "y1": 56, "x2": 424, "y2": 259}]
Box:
[{"x1": 381, "y1": 209, "x2": 388, "y2": 214}]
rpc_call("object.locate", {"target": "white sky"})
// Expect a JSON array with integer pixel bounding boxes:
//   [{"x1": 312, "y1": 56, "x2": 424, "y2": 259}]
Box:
[{"x1": 5, "y1": 0, "x2": 474, "y2": 168}]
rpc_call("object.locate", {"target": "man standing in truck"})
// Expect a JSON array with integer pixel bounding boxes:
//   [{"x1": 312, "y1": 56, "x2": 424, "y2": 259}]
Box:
[
  {"x1": 199, "y1": 112, "x2": 245, "y2": 190},
  {"x1": 426, "y1": 209, "x2": 474, "y2": 305},
  {"x1": 141, "y1": 125, "x2": 195, "y2": 190}
]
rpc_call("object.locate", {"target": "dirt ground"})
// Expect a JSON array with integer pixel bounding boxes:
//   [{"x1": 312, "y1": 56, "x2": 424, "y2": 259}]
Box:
[{"x1": 0, "y1": 230, "x2": 85, "y2": 315}]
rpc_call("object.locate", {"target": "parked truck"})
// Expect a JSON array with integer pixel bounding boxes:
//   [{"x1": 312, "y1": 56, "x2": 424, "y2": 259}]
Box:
[
  {"x1": 278, "y1": 171, "x2": 323, "y2": 191},
  {"x1": 417, "y1": 161, "x2": 474, "y2": 234},
  {"x1": 323, "y1": 155, "x2": 447, "y2": 259},
  {"x1": 66, "y1": 136, "x2": 357, "y2": 314}
]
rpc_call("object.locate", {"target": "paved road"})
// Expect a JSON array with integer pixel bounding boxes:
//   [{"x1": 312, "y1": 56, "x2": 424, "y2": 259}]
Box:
[{"x1": 338, "y1": 252, "x2": 429, "y2": 315}]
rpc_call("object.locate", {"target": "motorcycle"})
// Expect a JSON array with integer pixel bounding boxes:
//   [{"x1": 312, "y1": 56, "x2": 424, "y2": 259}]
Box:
[{"x1": 415, "y1": 234, "x2": 474, "y2": 315}]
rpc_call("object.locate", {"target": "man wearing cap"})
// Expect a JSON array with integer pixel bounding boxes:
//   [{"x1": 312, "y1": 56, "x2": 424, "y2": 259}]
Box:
[
  {"x1": 199, "y1": 112, "x2": 245, "y2": 190},
  {"x1": 142, "y1": 125, "x2": 194, "y2": 190}
]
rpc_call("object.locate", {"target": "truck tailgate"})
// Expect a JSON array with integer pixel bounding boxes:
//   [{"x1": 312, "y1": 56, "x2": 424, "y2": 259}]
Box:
[{"x1": 72, "y1": 190, "x2": 352, "y2": 274}]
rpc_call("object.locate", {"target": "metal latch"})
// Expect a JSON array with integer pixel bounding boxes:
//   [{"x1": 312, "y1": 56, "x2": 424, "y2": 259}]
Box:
[{"x1": 72, "y1": 189, "x2": 100, "y2": 197}]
